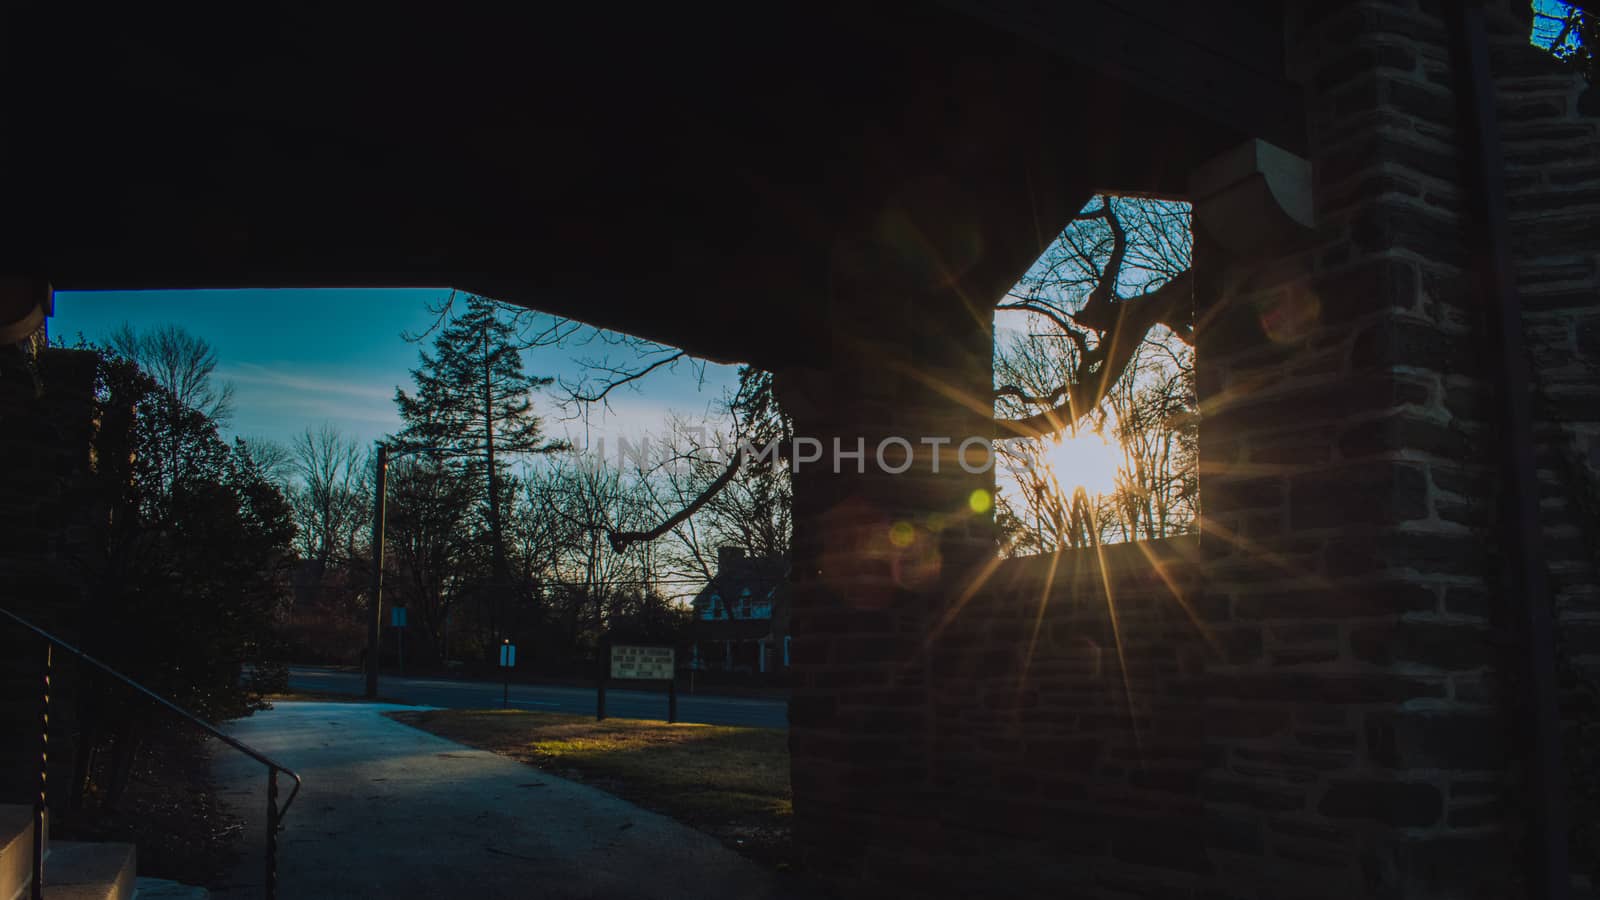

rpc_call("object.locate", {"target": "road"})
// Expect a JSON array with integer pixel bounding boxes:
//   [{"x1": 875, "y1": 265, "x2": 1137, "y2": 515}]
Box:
[{"x1": 286, "y1": 666, "x2": 790, "y2": 729}]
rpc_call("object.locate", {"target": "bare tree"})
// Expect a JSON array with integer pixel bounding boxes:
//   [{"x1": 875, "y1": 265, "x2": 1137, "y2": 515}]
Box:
[
  {"x1": 512, "y1": 468, "x2": 576, "y2": 596},
  {"x1": 994, "y1": 197, "x2": 1192, "y2": 440},
  {"x1": 384, "y1": 454, "x2": 478, "y2": 663},
  {"x1": 289, "y1": 424, "x2": 370, "y2": 568},
  {"x1": 106, "y1": 323, "x2": 237, "y2": 505},
  {"x1": 604, "y1": 367, "x2": 789, "y2": 554},
  {"x1": 588, "y1": 197, "x2": 1194, "y2": 554},
  {"x1": 539, "y1": 455, "x2": 655, "y2": 634},
  {"x1": 411, "y1": 285, "x2": 779, "y2": 561},
  {"x1": 452, "y1": 195, "x2": 1193, "y2": 561},
  {"x1": 239, "y1": 436, "x2": 293, "y2": 486},
  {"x1": 623, "y1": 408, "x2": 792, "y2": 587},
  {"x1": 108, "y1": 323, "x2": 235, "y2": 423},
  {"x1": 407, "y1": 290, "x2": 705, "y2": 424},
  {"x1": 996, "y1": 440, "x2": 1122, "y2": 554},
  {"x1": 994, "y1": 195, "x2": 1197, "y2": 551},
  {"x1": 1104, "y1": 361, "x2": 1198, "y2": 542}
]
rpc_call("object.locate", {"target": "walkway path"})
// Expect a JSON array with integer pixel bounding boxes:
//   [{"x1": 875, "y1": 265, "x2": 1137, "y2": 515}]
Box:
[{"x1": 211, "y1": 701, "x2": 802, "y2": 899}]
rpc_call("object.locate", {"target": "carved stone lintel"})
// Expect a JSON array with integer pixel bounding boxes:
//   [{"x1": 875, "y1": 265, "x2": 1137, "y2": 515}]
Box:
[
  {"x1": 1189, "y1": 140, "x2": 1315, "y2": 255},
  {"x1": 0, "y1": 277, "x2": 53, "y2": 349}
]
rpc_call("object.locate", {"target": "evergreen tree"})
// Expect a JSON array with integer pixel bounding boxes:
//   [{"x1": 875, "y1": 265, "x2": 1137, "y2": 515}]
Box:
[{"x1": 394, "y1": 294, "x2": 563, "y2": 626}]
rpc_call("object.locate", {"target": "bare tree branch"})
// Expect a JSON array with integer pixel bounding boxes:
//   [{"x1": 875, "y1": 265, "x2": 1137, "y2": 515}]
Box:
[
  {"x1": 565, "y1": 350, "x2": 687, "y2": 404},
  {"x1": 606, "y1": 450, "x2": 742, "y2": 553},
  {"x1": 995, "y1": 269, "x2": 1192, "y2": 439}
]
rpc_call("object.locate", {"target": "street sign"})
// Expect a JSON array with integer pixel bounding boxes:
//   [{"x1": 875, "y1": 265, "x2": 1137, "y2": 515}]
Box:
[
  {"x1": 599, "y1": 642, "x2": 677, "y2": 722},
  {"x1": 610, "y1": 644, "x2": 673, "y2": 680},
  {"x1": 391, "y1": 607, "x2": 409, "y2": 675},
  {"x1": 498, "y1": 641, "x2": 517, "y2": 707}
]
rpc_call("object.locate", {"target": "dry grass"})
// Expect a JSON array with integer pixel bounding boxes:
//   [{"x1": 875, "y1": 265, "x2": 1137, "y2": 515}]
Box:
[{"x1": 388, "y1": 709, "x2": 793, "y2": 867}]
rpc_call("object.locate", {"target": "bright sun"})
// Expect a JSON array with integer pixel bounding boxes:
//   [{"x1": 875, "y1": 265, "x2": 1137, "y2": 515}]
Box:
[{"x1": 1041, "y1": 430, "x2": 1123, "y2": 498}]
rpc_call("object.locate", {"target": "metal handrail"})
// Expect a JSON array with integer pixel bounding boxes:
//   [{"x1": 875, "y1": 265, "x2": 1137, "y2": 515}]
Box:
[{"x1": 0, "y1": 606, "x2": 302, "y2": 899}]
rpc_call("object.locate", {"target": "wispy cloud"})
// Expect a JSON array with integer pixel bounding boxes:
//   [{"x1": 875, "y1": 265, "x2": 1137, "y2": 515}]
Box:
[
  {"x1": 551, "y1": 393, "x2": 729, "y2": 451},
  {"x1": 223, "y1": 363, "x2": 397, "y2": 403},
  {"x1": 217, "y1": 359, "x2": 736, "y2": 451},
  {"x1": 220, "y1": 363, "x2": 402, "y2": 444}
]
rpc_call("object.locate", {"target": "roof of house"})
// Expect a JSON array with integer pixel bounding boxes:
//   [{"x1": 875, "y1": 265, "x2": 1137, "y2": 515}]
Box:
[
  {"x1": 691, "y1": 552, "x2": 787, "y2": 614},
  {"x1": 691, "y1": 550, "x2": 789, "y2": 643}
]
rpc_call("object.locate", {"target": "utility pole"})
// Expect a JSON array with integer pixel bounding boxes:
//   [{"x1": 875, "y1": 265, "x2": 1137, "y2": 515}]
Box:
[
  {"x1": 482, "y1": 322, "x2": 512, "y2": 644},
  {"x1": 365, "y1": 442, "x2": 452, "y2": 698},
  {"x1": 365, "y1": 443, "x2": 389, "y2": 699}
]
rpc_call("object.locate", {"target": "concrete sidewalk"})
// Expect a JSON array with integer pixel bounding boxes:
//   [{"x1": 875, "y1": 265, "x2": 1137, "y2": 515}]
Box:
[{"x1": 210, "y1": 701, "x2": 804, "y2": 899}]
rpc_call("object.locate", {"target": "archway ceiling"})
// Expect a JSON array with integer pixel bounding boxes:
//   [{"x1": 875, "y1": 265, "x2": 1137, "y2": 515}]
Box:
[{"x1": 3, "y1": 1, "x2": 1298, "y2": 368}]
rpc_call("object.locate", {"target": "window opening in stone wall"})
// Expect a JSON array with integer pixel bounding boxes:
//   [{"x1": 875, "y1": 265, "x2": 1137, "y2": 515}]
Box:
[
  {"x1": 993, "y1": 194, "x2": 1197, "y2": 555},
  {"x1": 1532, "y1": 0, "x2": 1596, "y2": 82}
]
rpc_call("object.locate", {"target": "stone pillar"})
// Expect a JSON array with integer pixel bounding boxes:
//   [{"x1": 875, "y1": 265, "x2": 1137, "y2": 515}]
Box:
[
  {"x1": 779, "y1": 215, "x2": 999, "y2": 892},
  {"x1": 0, "y1": 280, "x2": 98, "y2": 805},
  {"x1": 1193, "y1": 2, "x2": 1534, "y2": 897}
]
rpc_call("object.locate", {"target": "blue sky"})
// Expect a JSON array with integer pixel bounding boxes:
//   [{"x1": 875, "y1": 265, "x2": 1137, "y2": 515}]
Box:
[
  {"x1": 52, "y1": 289, "x2": 741, "y2": 455},
  {"x1": 1532, "y1": 0, "x2": 1582, "y2": 53}
]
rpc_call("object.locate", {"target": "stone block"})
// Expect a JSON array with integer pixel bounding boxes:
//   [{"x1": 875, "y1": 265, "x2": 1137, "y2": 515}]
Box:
[{"x1": 1317, "y1": 779, "x2": 1443, "y2": 827}]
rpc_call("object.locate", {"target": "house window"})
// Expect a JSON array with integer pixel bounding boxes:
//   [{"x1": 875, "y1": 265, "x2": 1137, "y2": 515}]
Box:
[
  {"x1": 703, "y1": 593, "x2": 722, "y2": 620},
  {"x1": 735, "y1": 588, "x2": 751, "y2": 619}
]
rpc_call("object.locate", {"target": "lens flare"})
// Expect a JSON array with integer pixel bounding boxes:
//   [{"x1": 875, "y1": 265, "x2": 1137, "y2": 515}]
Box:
[
  {"x1": 1039, "y1": 430, "x2": 1122, "y2": 498},
  {"x1": 968, "y1": 489, "x2": 992, "y2": 514},
  {"x1": 888, "y1": 520, "x2": 916, "y2": 547},
  {"x1": 1258, "y1": 289, "x2": 1321, "y2": 343}
]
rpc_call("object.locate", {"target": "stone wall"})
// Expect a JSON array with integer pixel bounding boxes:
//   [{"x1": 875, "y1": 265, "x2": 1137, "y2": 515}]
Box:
[
  {"x1": 779, "y1": 233, "x2": 1003, "y2": 892},
  {"x1": 927, "y1": 539, "x2": 1214, "y2": 897},
  {"x1": 1492, "y1": 5, "x2": 1600, "y2": 890},
  {"x1": 785, "y1": 1, "x2": 1600, "y2": 898},
  {"x1": 1194, "y1": 2, "x2": 1514, "y2": 895},
  {"x1": 0, "y1": 345, "x2": 104, "y2": 805},
  {"x1": 1504, "y1": 20, "x2": 1600, "y2": 673},
  {"x1": 1196, "y1": 2, "x2": 1599, "y2": 897}
]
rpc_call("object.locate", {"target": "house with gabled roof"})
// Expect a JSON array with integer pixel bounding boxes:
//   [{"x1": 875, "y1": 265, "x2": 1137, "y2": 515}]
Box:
[{"x1": 689, "y1": 547, "x2": 789, "y2": 676}]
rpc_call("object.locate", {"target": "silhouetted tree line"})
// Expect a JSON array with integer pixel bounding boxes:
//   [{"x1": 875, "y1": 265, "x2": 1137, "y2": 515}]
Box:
[
  {"x1": 61, "y1": 327, "x2": 294, "y2": 808},
  {"x1": 277, "y1": 295, "x2": 712, "y2": 676}
]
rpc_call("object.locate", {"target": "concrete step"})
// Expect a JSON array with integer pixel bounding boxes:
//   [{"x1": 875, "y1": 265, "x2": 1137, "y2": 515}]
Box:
[
  {"x1": 1, "y1": 804, "x2": 41, "y2": 900},
  {"x1": 39, "y1": 841, "x2": 135, "y2": 900},
  {"x1": 0, "y1": 806, "x2": 136, "y2": 900}
]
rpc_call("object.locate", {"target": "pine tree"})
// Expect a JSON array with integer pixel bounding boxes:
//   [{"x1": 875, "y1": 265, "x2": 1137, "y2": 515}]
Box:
[{"x1": 394, "y1": 294, "x2": 562, "y2": 616}]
